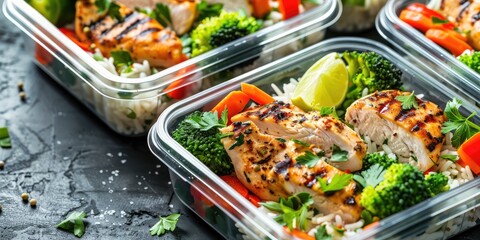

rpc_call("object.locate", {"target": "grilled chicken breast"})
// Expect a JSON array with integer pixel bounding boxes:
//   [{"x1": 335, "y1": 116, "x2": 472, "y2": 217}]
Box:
[
  {"x1": 345, "y1": 90, "x2": 447, "y2": 172},
  {"x1": 154, "y1": 0, "x2": 197, "y2": 36},
  {"x1": 220, "y1": 121, "x2": 362, "y2": 223},
  {"x1": 75, "y1": 0, "x2": 184, "y2": 68},
  {"x1": 232, "y1": 102, "x2": 366, "y2": 172},
  {"x1": 439, "y1": 0, "x2": 480, "y2": 50}
]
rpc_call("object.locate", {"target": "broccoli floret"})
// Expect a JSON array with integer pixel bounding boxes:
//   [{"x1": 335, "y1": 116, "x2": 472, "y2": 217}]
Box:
[
  {"x1": 362, "y1": 152, "x2": 398, "y2": 171},
  {"x1": 172, "y1": 111, "x2": 233, "y2": 175},
  {"x1": 190, "y1": 11, "x2": 262, "y2": 57},
  {"x1": 425, "y1": 172, "x2": 450, "y2": 195},
  {"x1": 360, "y1": 163, "x2": 432, "y2": 219},
  {"x1": 458, "y1": 50, "x2": 480, "y2": 74},
  {"x1": 340, "y1": 51, "x2": 403, "y2": 110}
]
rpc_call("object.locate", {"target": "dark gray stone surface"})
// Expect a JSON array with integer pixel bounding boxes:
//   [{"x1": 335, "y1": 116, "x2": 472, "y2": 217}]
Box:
[{"x1": 0, "y1": 1, "x2": 479, "y2": 239}]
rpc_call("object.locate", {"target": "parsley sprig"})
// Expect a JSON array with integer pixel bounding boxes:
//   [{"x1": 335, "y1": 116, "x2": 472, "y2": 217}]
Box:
[
  {"x1": 185, "y1": 108, "x2": 228, "y2": 131},
  {"x1": 315, "y1": 225, "x2": 333, "y2": 240},
  {"x1": 440, "y1": 154, "x2": 459, "y2": 162},
  {"x1": 260, "y1": 192, "x2": 314, "y2": 231},
  {"x1": 441, "y1": 98, "x2": 480, "y2": 148},
  {"x1": 331, "y1": 145, "x2": 348, "y2": 162},
  {"x1": 56, "y1": 211, "x2": 87, "y2": 238},
  {"x1": 395, "y1": 91, "x2": 419, "y2": 110},
  {"x1": 353, "y1": 164, "x2": 386, "y2": 188},
  {"x1": 94, "y1": 0, "x2": 122, "y2": 21},
  {"x1": 197, "y1": 0, "x2": 223, "y2": 22},
  {"x1": 150, "y1": 213, "x2": 181, "y2": 236},
  {"x1": 318, "y1": 173, "x2": 352, "y2": 193},
  {"x1": 296, "y1": 151, "x2": 321, "y2": 168},
  {"x1": 110, "y1": 50, "x2": 133, "y2": 68}
]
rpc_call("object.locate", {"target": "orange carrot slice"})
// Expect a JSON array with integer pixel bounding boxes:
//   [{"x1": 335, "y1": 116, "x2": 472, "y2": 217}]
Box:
[
  {"x1": 241, "y1": 83, "x2": 275, "y2": 105},
  {"x1": 220, "y1": 175, "x2": 249, "y2": 198},
  {"x1": 211, "y1": 91, "x2": 250, "y2": 121}
]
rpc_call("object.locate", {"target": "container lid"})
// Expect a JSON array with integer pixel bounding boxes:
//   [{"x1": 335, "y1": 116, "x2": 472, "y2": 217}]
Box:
[
  {"x1": 3, "y1": 0, "x2": 341, "y2": 100},
  {"x1": 150, "y1": 37, "x2": 480, "y2": 239},
  {"x1": 376, "y1": 0, "x2": 480, "y2": 104}
]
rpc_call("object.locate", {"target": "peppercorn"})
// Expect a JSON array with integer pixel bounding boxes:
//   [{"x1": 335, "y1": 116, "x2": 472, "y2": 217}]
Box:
[
  {"x1": 29, "y1": 198, "x2": 37, "y2": 207},
  {"x1": 17, "y1": 81, "x2": 24, "y2": 91},
  {"x1": 21, "y1": 192, "x2": 29, "y2": 201},
  {"x1": 0, "y1": 160, "x2": 4, "y2": 169},
  {"x1": 19, "y1": 92, "x2": 26, "y2": 102}
]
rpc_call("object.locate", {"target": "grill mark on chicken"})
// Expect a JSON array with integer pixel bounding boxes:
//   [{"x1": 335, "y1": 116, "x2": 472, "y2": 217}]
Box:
[
  {"x1": 97, "y1": 12, "x2": 138, "y2": 38},
  {"x1": 115, "y1": 17, "x2": 151, "y2": 41},
  {"x1": 457, "y1": 1, "x2": 472, "y2": 22}
]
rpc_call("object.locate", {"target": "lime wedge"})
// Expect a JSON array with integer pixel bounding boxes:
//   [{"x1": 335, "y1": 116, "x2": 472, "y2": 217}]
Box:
[{"x1": 291, "y1": 52, "x2": 348, "y2": 111}]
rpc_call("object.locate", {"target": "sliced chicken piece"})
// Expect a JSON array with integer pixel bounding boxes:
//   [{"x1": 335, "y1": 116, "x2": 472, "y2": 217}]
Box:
[
  {"x1": 117, "y1": 0, "x2": 152, "y2": 9},
  {"x1": 438, "y1": 0, "x2": 468, "y2": 21},
  {"x1": 439, "y1": 0, "x2": 480, "y2": 50},
  {"x1": 231, "y1": 102, "x2": 366, "y2": 172},
  {"x1": 220, "y1": 121, "x2": 362, "y2": 223},
  {"x1": 205, "y1": 0, "x2": 253, "y2": 16},
  {"x1": 345, "y1": 90, "x2": 447, "y2": 172},
  {"x1": 75, "y1": 0, "x2": 184, "y2": 68},
  {"x1": 154, "y1": 0, "x2": 197, "y2": 36}
]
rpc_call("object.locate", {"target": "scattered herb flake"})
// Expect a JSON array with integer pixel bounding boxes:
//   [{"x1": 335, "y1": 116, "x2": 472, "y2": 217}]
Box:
[
  {"x1": 126, "y1": 108, "x2": 137, "y2": 119},
  {"x1": 315, "y1": 225, "x2": 332, "y2": 240},
  {"x1": 56, "y1": 211, "x2": 87, "y2": 238},
  {"x1": 440, "y1": 154, "x2": 459, "y2": 162},
  {"x1": 331, "y1": 145, "x2": 348, "y2": 162},
  {"x1": 395, "y1": 91, "x2": 419, "y2": 110},
  {"x1": 117, "y1": 91, "x2": 134, "y2": 99},
  {"x1": 229, "y1": 133, "x2": 244, "y2": 150},
  {"x1": 296, "y1": 151, "x2": 321, "y2": 168},
  {"x1": 149, "y1": 213, "x2": 181, "y2": 236},
  {"x1": 432, "y1": 17, "x2": 449, "y2": 25},
  {"x1": 276, "y1": 138, "x2": 286, "y2": 143},
  {"x1": 411, "y1": 155, "x2": 418, "y2": 162},
  {"x1": 318, "y1": 173, "x2": 352, "y2": 193},
  {"x1": 260, "y1": 192, "x2": 313, "y2": 231},
  {"x1": 197, "y1": 0, "x2": 223, "y2": 22},
  {"x1": 110, "y1": 50, "x2": 133, "y2": 68},
  {"x1": 292, "y1": 139, "x2": 309, "y2": 147},
  {"x1": 318, "y1": 106, "x2": 339, "y2": 119},
  {"x1": 441, "y1": 98, "x2": 480, "y2": 148},
  {"x1": 151, "y1": 3, "x2": 172, "y2": 28},
  {"x1": 317, "y1": 151, "x2": 326, "y2": 158}
]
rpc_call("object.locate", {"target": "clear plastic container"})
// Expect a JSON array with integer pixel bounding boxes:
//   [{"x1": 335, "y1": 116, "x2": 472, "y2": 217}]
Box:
[
  {"x1": 330, "y1": 0, "x2": 388, "y2": 33},
  {"x1": 376, "y1": 0, "x2": 480, "y2": 106},
  {"x1": 2, "y1": 0, "x2": 340, "y2": 136},
  {"x1": 148, "y1": 37, "x2": 480, "y2": 239}
]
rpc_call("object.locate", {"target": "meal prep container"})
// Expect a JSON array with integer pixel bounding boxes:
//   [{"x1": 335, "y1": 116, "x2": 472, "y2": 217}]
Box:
[
  {"x1": 148, "y1": 37, "x2": 480, "y2": 240},
  {"x1": 376, "y1": 0, "x2": 480, "y2": 106},
  {"x1": 331, "y1": 0, "x2": 388, "y2": 33},
  {"x1": 2, "y1": 0, "x2": 341, "y2": 136}
]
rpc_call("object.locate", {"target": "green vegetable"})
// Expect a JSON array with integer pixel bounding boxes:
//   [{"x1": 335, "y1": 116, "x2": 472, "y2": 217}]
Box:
[
  {"x1": 190, "y1": 11, "x2": 262, "y2": 57},
  {"x1": 110, "y1": 50, "x2": 133, "y2": 68},
  {"x1": 149, "y1": 213, "x2": 181, "y2": 236},
  {"x1": 172, "y1": 110, "x2": 233, "y2": 175},
  {"x1": 340, "y1": 51, "x2": 403, "y2": 111},
  {"x1": 0, "y1": 127, "x2": 11, "y2": 148},
  {"x1": 440, "y1": 154, "x2": 459, "y2": 162},
  {"x1": 126, "y1": 108, "x2": 136, "y2": 119},
  {"x1": 95, "y1": 0, "x2": 122, "y2": 21},
  {"x1": 360, "y1": 163, "x2": 439, "y2": 219},
  {"x1": 425, "y1": 172, "x2": 450, "y2": 195},
  {"x1": 458, "y1": 51, "x2": 480, "y2": 74},
  {"x1": 353, "y1": 164, "x2": 386, "y2": 188},
  {"x1": 26, "y1": 0, "x2": 75, "y2": 26},
  {"x1": 431, "y1": 16, "x2": 449, "y2": 25},
  {"x1": 260, "y1": 192, "x2": 314, "y2": 231},
  {"x1": 292, "y1": 139, "x2": 310, "y2": 147},
  {"x1": 318, "y1": 173, "x2": 352, "y2": 193},
  {"x1": 342, "y1": 0, "x2": 366, "y2": 7},
  {"x1": 56, "y1": 211, "x2": 87, "y2": 238},
  {"x1": 296, "y1": 151, "x2": 321, "y2": 168},
  {"x1": 150, "y1": 3, "x2": 172, "y2": 28},
  {"x1": 441, "y1": 98, "x2": 480, "y2": 148},
  {"x1": 185, "y1": 110, "x2": 227, "y2": 131},
  {"x1": 331, "y1": 145, "x2": 348, "y2": 162},
  {"x1": 228, "y1": 133, "x2": 245, "y2": 150},
  {"x1": 362, "y1": 152, "x2": 398, "y2": 171},
  {"x1": 314, "y1": 225, "x2": 332, "y2": 240},
  {"x1": 395, "y1": 91, "x2": 419, "y2": 110},
  {"x1": 318, "y1": 106, "x2": 339, "y2": 119},
  {"x1": 196, "y1": 0, "x2": 223, "y2": 22}
]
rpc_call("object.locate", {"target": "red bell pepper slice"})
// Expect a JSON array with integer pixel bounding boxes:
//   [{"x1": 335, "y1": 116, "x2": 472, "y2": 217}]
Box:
[
  {"x1": 278, "y1": 0, "x2": 300, "y2": 20},
  {"x1": 458, "y1": 132, "x2": 480, "y2": 175},
  {"x1": 59, "y1": 28, "x2": 92, "y2": 52}
]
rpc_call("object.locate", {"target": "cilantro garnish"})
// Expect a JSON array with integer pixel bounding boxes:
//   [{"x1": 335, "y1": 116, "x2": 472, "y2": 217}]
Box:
[
  {"x1": 110, "y1": 50, "x2": 133, "y2": 68},
  {"x1": 353, "y1": 164, "x2": 386, "y2": 188},
  {"x1": 0, "y1": 127, "x2": 11, "y2": 148},
  {"x1": 56, "y1": 211, "x2": 87, "y2": 238},
  {"x1": 395, "y1": 91, "x2": 419, "y2": 110},
  {"x1": 432, "y1": 17, "x2": 449, "y2": 25},
  {"x1": 292, "y1": 139, "x2": 309, "y2": 147},
  {"x1": 440, "y1": 154, "x2": 459, "y2": 162},
  {"x1": 94, "y1": 0, "x2": 123, "y2": 21},
  {"x1": 150, "y1": 3, "x2": 172, "y2": 28},
  {"x1": 441, "y1": 98, "x2": 480, "y2": 148},
  {"x1": 331, "y1": 145, "x2": 348, "y2": 162},
  {"x1": 260, "y1": 192, "x2": 313, "y2": 231},
  {"x1": 126, "y1": 108, "x2": 137, "y2": 119},
  {"x1": 318, "y1": 106, "x2": 339, "y2": 119},
  {"x1": 296, "y1": 151, "x2": 321, "y2": 168},
  {"x1": 315, "y1": 225, "x2": 332, "y2": 240},
  {"x1": 197, "y1": 0, "x2": 223, "y2": 22},
  {"x1": 276, "y1": 138, "x2": 286, "y2": 143},
  {"x1": 185, "y1": 108, "x2": 228, "y2": 131},
  {"x1": 149, "y1": 213, "x2": 181, "y2": 236},
  {"x1": 229, "y1": 133, "x2": 244, "y2": 150},
  {"x1": 318, "y1": 173, "x2": 352, "y2": 193}
]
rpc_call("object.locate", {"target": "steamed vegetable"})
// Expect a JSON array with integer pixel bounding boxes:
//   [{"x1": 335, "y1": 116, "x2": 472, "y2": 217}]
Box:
[
  {"x1": 340, "y1": 51, "x2": 403, "y2": 110},
  {"x1": 172, "y1": 110, "x2": 233, "y2": 175},
  {"x1": 190, "y1": 11, "x2": 262, "y2": 57},
  {"x1": 458, "y1": 133, "x2": 480, "y2": 175},
  {"x1": 211, "y1": 91, "x2": 250, "y2": 122},
  {"x1": 240, "y1": 83, "x2": 274, "y2": 105},
  {"x1": 362, "y1": 152, "x2": 398, "y2": 171},
  {"x1": 458, "y1": 51, "x2": 480, "y2": 74},
  {"x1": 278, "y1": 0, "x2": 300, "y2": 20},
  {"x1": 360, "y1": 163, "x2": 448, "y2": 218},
  {"x1": 425, "y1": 29, "x2": 473, "y2": 57}
]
